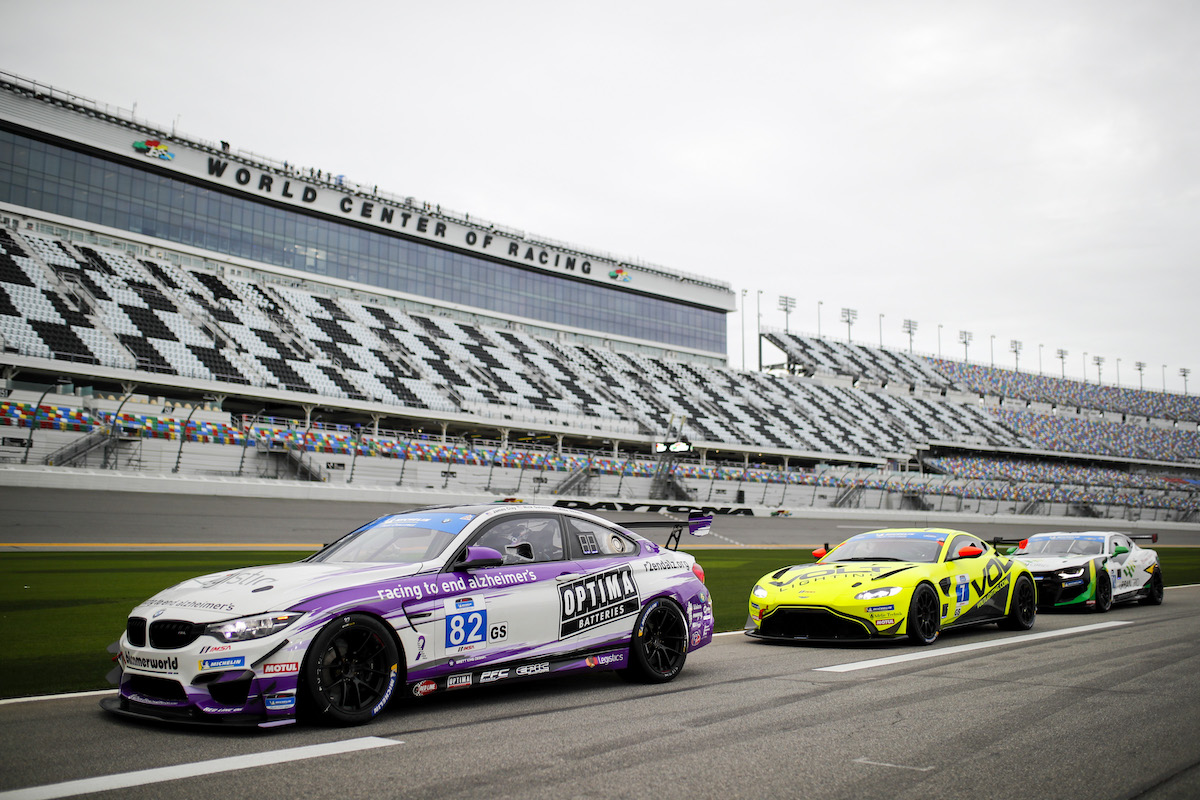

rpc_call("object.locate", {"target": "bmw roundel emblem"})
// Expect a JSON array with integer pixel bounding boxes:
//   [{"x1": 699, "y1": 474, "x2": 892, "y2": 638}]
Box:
[{"x1": 152, "y1": 609, "x2": 165, "y2": 618}]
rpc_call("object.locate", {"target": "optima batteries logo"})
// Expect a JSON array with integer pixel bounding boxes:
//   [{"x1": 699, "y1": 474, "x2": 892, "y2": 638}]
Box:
[
  {"x1": 608, "y1": 268, "x2": 631, "y2": 283},
  {"x1": 132, "y1": 139, "x2": 175, "y2": 161}
]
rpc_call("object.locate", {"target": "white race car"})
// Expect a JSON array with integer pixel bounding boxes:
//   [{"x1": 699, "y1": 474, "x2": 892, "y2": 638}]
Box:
[
  {"x1": 1008, "y1": 531, "x2": 1163, "y2": 612},
  {"x1": 103, "y1": 504, "x2": 713, "y2": 728}
]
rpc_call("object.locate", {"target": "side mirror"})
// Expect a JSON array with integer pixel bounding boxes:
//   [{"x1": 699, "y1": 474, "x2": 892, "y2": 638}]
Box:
[
  {"x1": 812, "y1": 547, "x2": 827, "y2": 560},
  {"x1": 956, "y1": 546, "x2": 984, "y2": 559},
  {"x1": 456, "y1": 545, "x2": 504, "y2": 569},
  {"x1": 1112, "y1": 545, "x2": 1129, "y2": 556}
]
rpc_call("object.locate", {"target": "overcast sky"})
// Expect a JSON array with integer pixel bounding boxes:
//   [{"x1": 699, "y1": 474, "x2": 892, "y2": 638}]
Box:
[{"x1": 3, "y1": 1, "x2": 1197, "y2": 391}]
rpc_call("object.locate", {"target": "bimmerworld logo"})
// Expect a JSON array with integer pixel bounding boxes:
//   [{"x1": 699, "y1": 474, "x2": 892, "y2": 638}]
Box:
[
  {"x1": 608, "y1": 268, "x2": 631, "y2": 283},
  {"x1": 132, "y1": 139, "x2": 175, "y2": 161}
]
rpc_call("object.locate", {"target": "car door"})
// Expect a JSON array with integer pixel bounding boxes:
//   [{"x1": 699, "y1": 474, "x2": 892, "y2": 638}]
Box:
[
  {"x1": 425, "y1": 513, "x2": 580, "y2": 681},
  {"x1": 1107, "y1": 533, "x2": 1142, "y2": 598},
  {"x1": 556, "y1": 515, "x2": 645, "y2": 653},
  {"x1": 942, "y1": 534, "x2": 1014, "y2": 624}
]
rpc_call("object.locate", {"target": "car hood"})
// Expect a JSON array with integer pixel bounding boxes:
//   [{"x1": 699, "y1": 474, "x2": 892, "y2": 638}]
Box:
[
  {"x1": 1012, "y1": 555, "x2": 1091, "y2": 572},
  {"x1": 132, "y1": 560, "x2": 429, "y2": 623},
  {"x1": 760, "y1": 561, "x2": 925, "y2": 598}
]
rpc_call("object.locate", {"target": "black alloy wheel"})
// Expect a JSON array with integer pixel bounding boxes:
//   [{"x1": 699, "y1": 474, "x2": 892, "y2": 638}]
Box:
[
  {"x1": 303, "y1": 614, "x2": 399, "y2": 726},
  {"x1": 1140, "y1": 568, "x2": 1165, "y2": 605},
  {"x1": 1000, "y1": 574, "x2": 1037, "y2": 630},
  {"x1": 906, "y1": 584, "x2": 940, "y2": 645},
  {"x1": 621, "y1": 598, "x2": 689, "y2": 683},
  {"x1": 1094, "y1": 572, "x2": 1113, "y2": 613}
]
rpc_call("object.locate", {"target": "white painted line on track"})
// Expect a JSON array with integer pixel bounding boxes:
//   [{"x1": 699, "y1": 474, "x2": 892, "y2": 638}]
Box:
[
  {"x1": 0, "y1": 689, "x2": 114, "y2": 706},
  {"x1": 853, "y1": 757, "x2": 935, "y2": 772},
  {"x1": 0, "y1": 736, "x2": 402, "y2": 800},
  {"x1": 815, "y1": 620, "x2": 1134, "y2": 673}
]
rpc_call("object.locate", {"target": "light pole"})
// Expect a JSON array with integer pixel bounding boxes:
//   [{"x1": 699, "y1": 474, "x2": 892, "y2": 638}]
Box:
[
  {"x1": 172, "y1": 394, "x2": 217, "y2": 473},
  {"x1": 21, "y1": 377, "x2": 71, "y2": 465},
  {"x1": 1082, "y1": 352, "x2": 1088, "y2": 383},
  {"x1": 989, "y1": 335, "x2": 995, "y2": 367},
  {"x1": 1116, "y1": 358, "x2": 1121, "y2": 387},
  {"x1": 1182, "y1": 367, "x2": 1191, "y2": 395},
  {"x1": 1162, "y1": 364, "x2": 1167, "y2": 391},
  {"x1": 740, "y1": 289, "x2": 747, "y2": 370},
  {"x1": 1093, "y1": 355, "x2": 1104, "y2": 384},
  {"x1": 937, "y1": 324, "x2": 943, "y2": 358},
  {"x1": 1038, "y1": 344, "x2": 1044, "y2": 375},
  {"x1": 756, "y1": 290, "x2": 763, "y2": 370},
  {"x1": 1057, "y1": 348, "x2": 1068, "y2": 379},
  {"x1": 878, "y1": 313, "x2": 884, "y2": 348},
  {"x1": 817, "y1": 300, "x2": 823, "y2": 339},
  {"x1": 1011, "y1": 340, "x2": 1023, "y2": 372},
  {"x1": 959, "y1": 330, "x2": 972, "y2": 362},
  {"x1": 778, "y1": 295, "x2": 796, "y2": 333},
  {"x1": 1135, "y1": 360, "x2": 1146, "y2": 390},
  {"x1": 903, "y1": 319, "x2": 918, "y2": 353},
  {"x1": 841, "y1": 307, "x2": 857, "y2": 343}
]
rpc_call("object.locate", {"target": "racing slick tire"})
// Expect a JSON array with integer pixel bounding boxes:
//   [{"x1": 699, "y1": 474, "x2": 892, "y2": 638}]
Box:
[
  {"x1": 999, "y1": 574, "x2": 1037, "y2": 631},
  {"x1": 301, "y1": 613, "x2": 400, "y2": 726},
  {"x1": 1093, "y1": 572, "x2": 1113, "y2": 613},
  {"x1": 1140, "y1": 568, "x2": 1165, "y2": 606},
  {"x1": 620, "y1": 597, "x2": 689, "y2": 683},
  {"x1": 906, "y1": 584, "x2": 941, "y2": 646}
]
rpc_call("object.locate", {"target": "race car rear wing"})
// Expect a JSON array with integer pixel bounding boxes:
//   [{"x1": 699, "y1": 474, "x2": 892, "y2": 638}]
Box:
[
  {"x1": 618, "y1": 512, "x2": 713, "y2": 551},
  {"x1": 989, "y1": 533, "x2": 1159, "y2": 551}
]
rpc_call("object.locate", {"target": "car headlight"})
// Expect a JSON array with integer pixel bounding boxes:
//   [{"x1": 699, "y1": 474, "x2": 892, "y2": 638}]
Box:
[
  {"x1": 1056, "y1": 568, "x2": 1085, "y2": 580},
  {"x1": 205, "y1": 612, "x2": 302, "y2": 642},
  {"x1": 855, "y1": 587, "x2": 901, "y2": 601}
]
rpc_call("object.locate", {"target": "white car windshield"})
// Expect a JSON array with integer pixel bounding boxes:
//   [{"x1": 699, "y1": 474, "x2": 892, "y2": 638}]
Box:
[
  {"x1": 309, "y1": 511, "x2": 477, "y2": 564},
  {"x1": 1016, "y1": 537, "x2": 1104, "y2": 557}
]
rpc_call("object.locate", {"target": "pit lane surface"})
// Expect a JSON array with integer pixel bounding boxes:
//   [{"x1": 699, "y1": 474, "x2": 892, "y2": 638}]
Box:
[{"x1": 3, "y1": 590, "x2": 1198, "y2": 800}]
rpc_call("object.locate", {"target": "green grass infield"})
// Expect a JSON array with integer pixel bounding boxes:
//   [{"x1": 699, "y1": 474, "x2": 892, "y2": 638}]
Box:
[{"x1": 3, "y1": 547, "x2": 1197, "y2": 700}]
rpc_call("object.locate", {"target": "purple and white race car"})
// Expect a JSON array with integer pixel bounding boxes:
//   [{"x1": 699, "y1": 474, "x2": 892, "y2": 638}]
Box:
[{"x1": 102, "y1": 504, "x2": 714, "y2": 728}]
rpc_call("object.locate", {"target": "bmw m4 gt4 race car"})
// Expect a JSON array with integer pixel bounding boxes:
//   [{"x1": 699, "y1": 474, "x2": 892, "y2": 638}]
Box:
[
  {"x1": 1007, "y1": 531, "x2": 1163, "y2": 612},
  {"x1": 746, "y1": 528, "x2": 1036, "y2": 645},
  {"x1": 102, "y1": 504, "x2": 714, "y2": 728}
]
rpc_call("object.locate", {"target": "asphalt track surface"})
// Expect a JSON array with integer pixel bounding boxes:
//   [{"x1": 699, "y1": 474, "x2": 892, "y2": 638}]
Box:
[
  {"x1": 3, "y1": 487, "x2": 1199, "y2": 551},
  {"x1": 2, "y1": 591, "x2": 1198, "y2": 800},
  {"x1": 2, "y1": 488, "x2": 1199, "y2": 799}
]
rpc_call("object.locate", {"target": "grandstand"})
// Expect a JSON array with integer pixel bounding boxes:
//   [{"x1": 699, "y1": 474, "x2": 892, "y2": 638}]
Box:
[{"x1": 0, "y1": 71, "x2": 1197, "y2": 523}]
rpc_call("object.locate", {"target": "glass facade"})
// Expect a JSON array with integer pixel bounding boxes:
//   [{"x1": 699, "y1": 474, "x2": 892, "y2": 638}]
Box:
[{"x1": 0, "y1": 128, "x2": 727, "y2": 354}]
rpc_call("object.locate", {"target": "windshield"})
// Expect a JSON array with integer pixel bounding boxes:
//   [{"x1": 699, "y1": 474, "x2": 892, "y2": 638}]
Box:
[
  {"x1": 824, "y1": 533, "x2": 944, "y2": 564},
  {"x1": 309, "y1": 511, "x2": 477, "y2": 564},
  {"x1": 1015, "y1": 536, "x2": 1105, "y2": 557}
]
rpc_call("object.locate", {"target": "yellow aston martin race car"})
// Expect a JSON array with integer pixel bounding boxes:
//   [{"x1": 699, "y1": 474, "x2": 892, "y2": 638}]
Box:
[{"x1": 746, "y1": 528, "x2": 1037, "y2": 645}]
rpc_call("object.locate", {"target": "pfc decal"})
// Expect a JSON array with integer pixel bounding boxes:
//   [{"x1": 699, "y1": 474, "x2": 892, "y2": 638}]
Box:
[
  {"x1": 479, "y1": 669, "x2": 509, "y2": 684},
  {"x1": 559, "y1": 565, "x2": 640, "y2": 638}
]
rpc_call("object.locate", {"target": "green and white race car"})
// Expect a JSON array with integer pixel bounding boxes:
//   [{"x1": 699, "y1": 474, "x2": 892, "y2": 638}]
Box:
[{"x1": 1008, "y1": 531, "x2": 1163, "y2": 612}]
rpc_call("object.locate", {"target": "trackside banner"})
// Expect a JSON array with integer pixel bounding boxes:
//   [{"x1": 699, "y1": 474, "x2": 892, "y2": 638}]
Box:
[{"x1": 553, "y1": 500, "x2": 754, "y2": 516}]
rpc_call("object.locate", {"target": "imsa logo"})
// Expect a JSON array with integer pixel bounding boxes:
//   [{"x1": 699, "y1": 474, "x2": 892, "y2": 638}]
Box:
[{"x1": 558, "y1": 565, "x2": 640, "y2": 638}]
